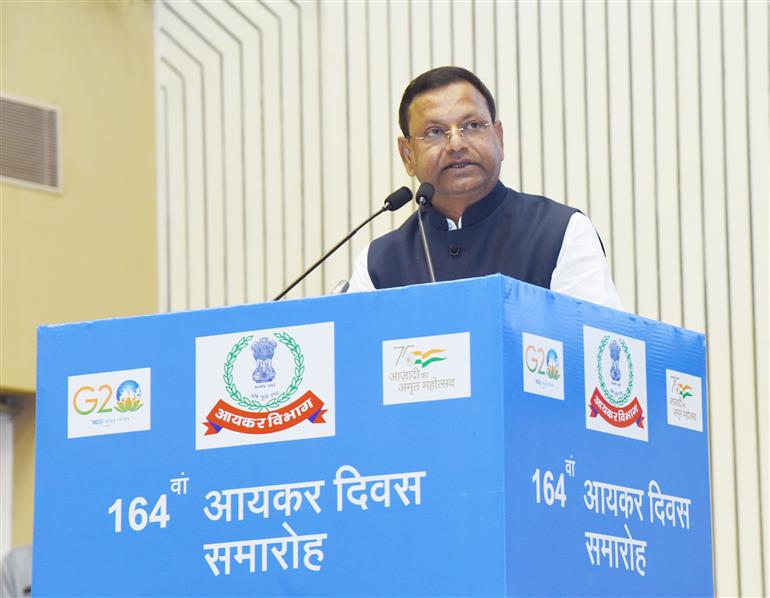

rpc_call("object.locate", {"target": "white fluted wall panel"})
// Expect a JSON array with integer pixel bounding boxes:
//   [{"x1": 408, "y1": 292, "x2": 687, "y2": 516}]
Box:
[{"x1": 154, "y1": 1, "x2": 768, "y2": 594}]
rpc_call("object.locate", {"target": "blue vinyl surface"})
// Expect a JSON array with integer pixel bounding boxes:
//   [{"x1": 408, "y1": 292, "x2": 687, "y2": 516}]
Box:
[{"x1": 33, "y1": 275, "x2": 712, "y2": 596}]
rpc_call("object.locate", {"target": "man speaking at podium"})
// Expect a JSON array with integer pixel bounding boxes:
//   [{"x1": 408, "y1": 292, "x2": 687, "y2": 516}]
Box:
[{"x1": 349, "y1": 66, "x2": 623, "y2": 310}]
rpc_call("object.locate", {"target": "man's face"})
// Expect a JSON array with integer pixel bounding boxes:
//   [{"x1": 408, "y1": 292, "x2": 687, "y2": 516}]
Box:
[{"x1": 398, "y1": 81, "x2": 504, "y2": 205}]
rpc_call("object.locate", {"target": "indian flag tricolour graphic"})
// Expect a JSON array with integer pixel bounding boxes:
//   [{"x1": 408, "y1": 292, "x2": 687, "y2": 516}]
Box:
[{"x1": 410, "y1": 348, "x2": 447, "y2": 368}]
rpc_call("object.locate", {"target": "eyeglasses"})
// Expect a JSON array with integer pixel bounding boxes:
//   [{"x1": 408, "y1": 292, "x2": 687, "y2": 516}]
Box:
[{"x1": 412, "y1": 120, "x2": 496, "y2": 146}]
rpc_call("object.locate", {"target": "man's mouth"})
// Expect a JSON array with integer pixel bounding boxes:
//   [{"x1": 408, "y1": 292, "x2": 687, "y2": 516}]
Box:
[{"x1": 446, "y1": 161, "x2": 473, "y2": 170}]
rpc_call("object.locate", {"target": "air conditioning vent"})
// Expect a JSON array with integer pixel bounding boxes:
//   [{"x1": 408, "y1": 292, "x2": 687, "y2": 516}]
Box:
[{"x1": 0, "y1": 94, "x2": 60, "y2": 191}]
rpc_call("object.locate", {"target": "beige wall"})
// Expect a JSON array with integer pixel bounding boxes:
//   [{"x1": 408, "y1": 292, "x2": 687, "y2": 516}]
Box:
[
  {"x1": 10, "y1": 397, "x2": 34, "y2": 547},
  {"x1": 0, "y1": 0, "x2": 157, "y2": 547}
]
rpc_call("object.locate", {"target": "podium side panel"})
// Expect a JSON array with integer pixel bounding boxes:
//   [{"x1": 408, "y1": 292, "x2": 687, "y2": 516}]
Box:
[{"x1": 502, "y1": 279, "x2": 713, "y2": 596}]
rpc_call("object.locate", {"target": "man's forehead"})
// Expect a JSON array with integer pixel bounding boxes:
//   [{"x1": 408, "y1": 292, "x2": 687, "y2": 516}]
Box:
[{"x1": 407, "y1": 81, "x2": 490, "y2": 124}]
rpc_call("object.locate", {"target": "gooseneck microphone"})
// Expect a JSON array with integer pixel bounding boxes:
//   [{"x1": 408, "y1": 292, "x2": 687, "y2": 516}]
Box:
[
  {"x1": 415, "y1": 182, "x2": 437, "y2": 283},
  {"x1": 273, "y1": 186, "x2": 413, "y2": 300}
]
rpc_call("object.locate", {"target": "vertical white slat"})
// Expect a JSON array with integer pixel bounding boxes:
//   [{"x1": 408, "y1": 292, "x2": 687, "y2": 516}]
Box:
[
  {"x1": 451, "y1": 0, "x2": 474, "y2": 71},
  {"x1": 561, "y1": 0, "x2": 587, "y2": 213},
  {"x1": 319, "y1": 1, "x2": 350, "y2": 292},
  {"x1": 173, "y1": 1, "x2": 244, "y2": 306},
  {"x1": 367, "y1": 0, "x2": 395, "y2": 242},
  {"x1": 159, "y1": 63, "x2": 188, "y2": 312},
  {"x1": 539, "y1": 0, "x2": 565, "y2": 204},
  {"x1": 473, "y1": 0, "x2": 496, "y2": 99},
  {"x1": 410, "y1": 0, "x2": 432, "y2": 78},
  {"x1": 229, "y1": 1, "x2": 283, "y2": 303},
  {"x1": 197, "y1": 24, "x2": 226, "y2": 309},
  {"x1": 495, "y1": 0, "x2": 519, "y2": 190},
  {"x1": 347, "y1": 0, "x2": 373, "y2": 271},
  {"x1": 281, "y1": 3, "x2": 304, "y2": 300},
  {"x1": 699, "y1": 1, "x2": 739, "y2": 594},
  {"x1": 262, "y1": 1, "x2": 304, "y2": 301},
  {"x1": 161, "y1": 1, "x2": 227, "y2": 308},
  {"x1": 723, "y1": 2, "x2": 763, "y2": 594},
  {"x1": 189, "y1": 1, "x2": 248, "y2": 306},
  {"x1": 652, "y1": 0, "x2": 682, "y2": 326},
  {"x1": 517, "y1": 0, "x2": 543, "y2": 195},
  {"x1": 389, "y1": 0, "x2": 414, "y2": 231},
  {"x1": 217, "y1": 0, "x2": 278, "y2": 303},
  {"x1": 584, "y1": 0, "x2": 613, "y2": 269},
  {"x1": 155, "y1": 6, "x2": 170, "y2": 312},
  {"x1": 628, "y1": 0, "x2": 659, "y2": 321},
  {"x1": 675, "y1": 0, "x2": 705, "y2": 333},
  {"x1": 159, "y1": 34, "x2": 207, "y2": 310},
  {"x1": 746, "y1": 2, "x2": 769, "y2": 589},
  {"x1": 297, "y1": 0, "x2": 323, "y2": 298},
  {"x1": 402, "y1": 0, "x2": 422, "y2": 241},
  {"x1": 203, "y1": 1, "x2": 263, "y2": 304},
  {"x1": 606, "y1": 0, "x2": 636, "y2": 311},
  {"x1": 431, "y1": 0, "x2": 452, "y2": 67}
]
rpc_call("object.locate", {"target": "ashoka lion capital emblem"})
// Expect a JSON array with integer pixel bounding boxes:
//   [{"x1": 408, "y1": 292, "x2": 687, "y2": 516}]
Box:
[
  {"x1": 251, "y1": 337, "x2": 278, "y2": 383},
  {"x1": 609, "y1": 340, "x2": 622, "y2": 383}
]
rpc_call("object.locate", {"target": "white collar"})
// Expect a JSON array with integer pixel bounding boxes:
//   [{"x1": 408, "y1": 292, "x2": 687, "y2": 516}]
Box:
[{"x1": 446, "y1": 217, "x2": 463, "y2": 231}]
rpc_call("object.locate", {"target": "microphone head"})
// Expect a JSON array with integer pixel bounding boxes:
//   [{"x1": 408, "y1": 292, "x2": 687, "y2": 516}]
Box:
[
  {"x1": 383, "y1": 186, "x2": 413, "y2": 211},
  {"x1": 416, "y1": 182, "x2": 435, "y2": 207},
  {"x1": 331, "y1": 279, "x2": 350, "y2": 295}
]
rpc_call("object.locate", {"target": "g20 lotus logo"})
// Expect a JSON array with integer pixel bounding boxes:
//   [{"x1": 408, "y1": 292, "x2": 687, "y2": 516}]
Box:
[
  {"x1": 68, "y1": 368, "x2": 151, "y2": 438},
  {"x1": 72, "y1": 379, "x2": 144, "y2": 416},
  {"x1": 522, "y1": 332, "x2": 564, "y2": 400},
  {"x1": 526, "y1": 345, "x2": 560, "y2": 381}
]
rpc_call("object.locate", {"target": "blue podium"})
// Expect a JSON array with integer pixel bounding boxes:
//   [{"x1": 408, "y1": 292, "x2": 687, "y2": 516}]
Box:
[{"x1": 34, "y1": 275, "x2": 713, "y2": 596}]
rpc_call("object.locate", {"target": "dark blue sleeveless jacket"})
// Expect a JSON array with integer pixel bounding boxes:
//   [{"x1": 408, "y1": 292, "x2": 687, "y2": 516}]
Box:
[{"x1": 367, "y1": 181, "x2": 578, "y2": 290}]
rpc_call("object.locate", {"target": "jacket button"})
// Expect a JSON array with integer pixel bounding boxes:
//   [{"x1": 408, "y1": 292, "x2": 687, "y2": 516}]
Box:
[{"x1": 449, "y1": 244, "x2": 461, "y2": 256}]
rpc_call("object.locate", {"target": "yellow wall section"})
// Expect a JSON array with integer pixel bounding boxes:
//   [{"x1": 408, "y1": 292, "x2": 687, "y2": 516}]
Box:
[
  {"x1": 0, "y1": 1, "x2": 157, "y2": 549},
  {"x1": 11, "y1": 397, "x2": 35, "y2": 547},
  {"x1": 0, "y1": 1, "x2": 158, "y2": 393}
]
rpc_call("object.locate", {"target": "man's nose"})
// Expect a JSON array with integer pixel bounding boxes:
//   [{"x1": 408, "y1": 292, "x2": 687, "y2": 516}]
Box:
[{"x1": 446, "y1": 128, "x2": 468, "y2": 150}]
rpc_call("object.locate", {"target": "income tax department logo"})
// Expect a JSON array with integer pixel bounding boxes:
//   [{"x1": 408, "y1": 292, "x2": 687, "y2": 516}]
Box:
[
  {"x1": 68, "y1": 368, "x2": 151, "y2": 439},
  {"x1": 196, "y1": 322, "x2": 335, "y2": 450},
  {"x1": 583, "y1": 326, "x2": 648, "y2": 442}
]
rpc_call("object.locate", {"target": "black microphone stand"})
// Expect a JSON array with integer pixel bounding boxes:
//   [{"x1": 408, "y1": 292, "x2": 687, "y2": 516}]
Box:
[
  {"x1": 273, "y1": 187, "x2": 413, "y2": 300},
  {"x1": 415, "y1": 183, "x2": 437, "y2": 283}
]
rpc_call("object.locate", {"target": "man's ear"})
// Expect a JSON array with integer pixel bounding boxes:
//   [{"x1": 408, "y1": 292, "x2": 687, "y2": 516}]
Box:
[{"x1": 398, "y1": 137, "x2": 416, "y2": 177}]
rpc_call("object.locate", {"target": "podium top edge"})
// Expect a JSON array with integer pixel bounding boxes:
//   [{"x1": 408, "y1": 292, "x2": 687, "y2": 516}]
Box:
[{"x1": 36, "y1": 274, "x2": 706, "y2": 342}]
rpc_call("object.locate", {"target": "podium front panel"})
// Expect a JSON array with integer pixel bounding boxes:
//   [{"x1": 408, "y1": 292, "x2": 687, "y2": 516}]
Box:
[{"x1": 35, "y1": 279, "x2": 510, "y2": 596}]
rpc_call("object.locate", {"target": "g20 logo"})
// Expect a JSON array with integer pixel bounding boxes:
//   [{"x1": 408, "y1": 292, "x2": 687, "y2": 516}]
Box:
[
  {"x1": 525, "y1": 345, "x2": 560, "y2": 381},
  {"x1": 522, "y1": 333, "x2": 564, "y2": 401},
  {"x1": 72, "y1": 379, "x2": 144, "y2": 415},
  {"x1": 67, "y1": 368, "x2": 151, "y2": 438}
]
